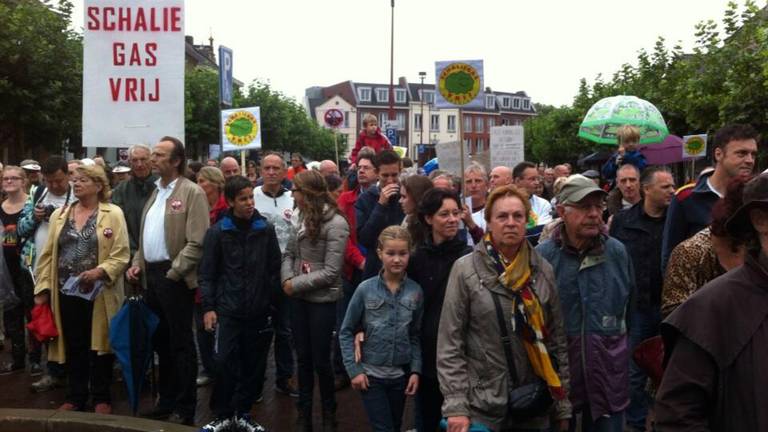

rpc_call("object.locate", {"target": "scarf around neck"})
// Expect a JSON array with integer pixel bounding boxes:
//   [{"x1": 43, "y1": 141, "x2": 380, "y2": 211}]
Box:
[{"x1": 484, "y1": 233, "x2": 565, "y2": 400}]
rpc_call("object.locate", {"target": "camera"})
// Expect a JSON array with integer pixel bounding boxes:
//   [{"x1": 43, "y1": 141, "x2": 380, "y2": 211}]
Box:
[{"x1": 37, "y1": 204, "x2": 56, "y2": 221}]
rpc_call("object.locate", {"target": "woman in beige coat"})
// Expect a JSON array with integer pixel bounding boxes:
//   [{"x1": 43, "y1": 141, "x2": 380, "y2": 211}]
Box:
[{"x1": 34, "y1": 164, "x2": 129, "y2": 414}]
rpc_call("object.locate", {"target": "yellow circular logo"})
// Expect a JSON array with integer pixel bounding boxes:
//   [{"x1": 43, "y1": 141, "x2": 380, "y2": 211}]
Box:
[
  {"x1": 438, "y1": 62, "x2": 481, "y2": 106},
  {"x1": 685, "y1": 136, "x2": 706, "y2": 156},
  {"x1": 224, "y1": 111, "x2": 259, "y2": 146}
]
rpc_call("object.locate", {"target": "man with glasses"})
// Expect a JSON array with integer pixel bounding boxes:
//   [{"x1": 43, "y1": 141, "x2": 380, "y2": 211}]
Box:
[
  {"x1": 112, "y1": 144, "x2": 157, "y2": 260},
  {"x1": 537, "y1": 175, "x2": 634, "y2": 432},
  {"x1": 17, "y1": 156, "x2": 74, "y2": 390}
]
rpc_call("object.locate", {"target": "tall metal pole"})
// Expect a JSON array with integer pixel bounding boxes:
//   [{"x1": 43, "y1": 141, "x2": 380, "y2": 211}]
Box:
[
  {"x1": 419, "y1": 72, "x2": 426, "y2": 165},
  {"x1": 388, "y1": 0, "x2": 395, "y2": 121}
]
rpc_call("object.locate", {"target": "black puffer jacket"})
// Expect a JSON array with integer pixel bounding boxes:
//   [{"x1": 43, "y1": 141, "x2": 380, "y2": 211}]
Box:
[
  {"x1": 407, "y1": 234, "x2": 472, "y2": 379},
  {"x1": 199, "y1": 211, "x2": 282, "y2": 319}
]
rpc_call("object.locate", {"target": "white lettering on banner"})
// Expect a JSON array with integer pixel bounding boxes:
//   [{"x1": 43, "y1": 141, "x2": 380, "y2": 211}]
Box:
[
  {"x1": 83, "y1": 0, "x2": 184, "y2": 148},
  {"x1": 490, "y1": 126, "x2": 524, "y2": 169}
]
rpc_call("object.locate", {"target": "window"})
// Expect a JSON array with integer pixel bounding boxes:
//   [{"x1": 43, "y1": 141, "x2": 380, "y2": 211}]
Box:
[
  {"x1": 414, "y1": 113, "x2": 422, "y2": 131},
  {"x1": 489, "y1": 117, "x2": 496, "y2": 128},
  {"x1": 464, "y1": 138, "x2": 471, "y2": 152},
  {"x1": 396, "y1": 112, "x2": 406, "y2": 130},
  {"x1": 513, "y1": 98, "x2": 521, "y2": 109},
  {"x1": 523, "y1": 99, "x2": 530, "y2": 110},
  {"x1": 475, "y1": 117, "x2": 483, "y2": 132},
  {"x1": 378, "y1": 113, "x2": 387, "y2": 128},
  {"x1": 477, "y1": 138, "x2": 485, "y2": 152},
  {"x1": 464, "y1": 116, "x2": 472, "y2": 132},
  {"x1": 358, "y1": 87, "x2": 371, "y2": 102},
  {"x1": 501, "y1": 96, "x2": 511, "y2": 108},
  {"x1": 447, "y1": 115, "x2": 456, "y2": 132},
  {"x1": 344, "y1": 111, "x2": 350, "y2": 128},
  {"x1": 485, "y1": 95, "x2": 495, "y2": 109},
  {"x1": 420, "y1": 90, "x2": 435, "y2": 104},
  {"x1": 395, "y1": 89, "x2": 407, "y2": 103},
  {"x1": 430, "y1": 114, "x2": 440, "y2": 131},
  {"x1": 376, "y1": 88, "x2": 389, "y2": 103}
]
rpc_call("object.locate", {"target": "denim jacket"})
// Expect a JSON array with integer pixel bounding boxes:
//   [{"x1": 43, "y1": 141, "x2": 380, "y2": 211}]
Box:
[{"x1": 339, "y1": 274, "x2": 423, "y2": 379}]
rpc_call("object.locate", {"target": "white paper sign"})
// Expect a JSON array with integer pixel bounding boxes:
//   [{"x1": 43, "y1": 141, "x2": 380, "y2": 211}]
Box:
[
  {"x1": 221, "y1": 107, "x2": 262, "y2": 151},
  {"x1": 682, "y1": 134, "x2": 707, "y2": 159},
  {"x1": 435, "y1": 141, "x2": 470, "y2": 178},
  {"x1": 490, "y1": 126, "x2": 525, "y2": 169},
  {"x1": 82, "y1": 0, "x2": 185, "y2": 148}
]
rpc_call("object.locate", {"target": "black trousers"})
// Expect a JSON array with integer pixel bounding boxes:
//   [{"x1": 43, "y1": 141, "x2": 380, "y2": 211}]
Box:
[
  {"x1": 59, "y1": 293, "x2": 113, "y2": 407},
  {"x1": 194, "y1": 303, "x2": 216, "y2": 377},
  {"x1": 291, "y1": 298, "x2": 336, "y2": 412},
  {"x1": 416, "y1": 375, "x2": 444, "y2": 432},
  {"x1": 3, "y1": 271, "x2": 41, "y2": 366},
  {"x1": 145, "y1": 262, "x2": 197, "y2": 417},
  {"x1": 210, "y1": 314, "x2": 273, "y2": 417}
]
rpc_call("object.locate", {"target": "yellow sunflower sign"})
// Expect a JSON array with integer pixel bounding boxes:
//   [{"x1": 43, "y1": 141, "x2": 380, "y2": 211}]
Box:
[
  {"x1": 221, "y1": 107, "x2": 262, "y2": 151},
  {"x1": 435, "y1": 60, "x2": 484, "y2": 109},
  {"x1": 682, "y1": 134, "x2": 707, "y2": 159}
]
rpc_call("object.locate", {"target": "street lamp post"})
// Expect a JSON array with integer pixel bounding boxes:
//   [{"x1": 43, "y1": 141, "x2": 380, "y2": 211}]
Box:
[{"x1": 419, "y1": 71, "x2": 426, "y2": 165}]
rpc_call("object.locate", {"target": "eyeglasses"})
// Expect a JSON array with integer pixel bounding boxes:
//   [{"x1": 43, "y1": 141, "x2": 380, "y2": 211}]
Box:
[
  {"x1": 565, "y1": 202, "x2": 606, "y2": 212},
  {"x1": 291, "y1": 188, "x2": 301, "y2": 193},
  {"x1": 2, "y1": 177, "x2": 22, "y2": 182}
]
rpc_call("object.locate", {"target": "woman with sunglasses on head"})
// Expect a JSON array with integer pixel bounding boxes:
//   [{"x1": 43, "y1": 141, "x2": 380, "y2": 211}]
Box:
[{"x1": 281, "y1": 170, "x2": 349, "y2": 432}]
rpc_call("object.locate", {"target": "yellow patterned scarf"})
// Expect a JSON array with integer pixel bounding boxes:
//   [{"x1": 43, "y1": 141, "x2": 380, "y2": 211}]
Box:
[{"x1": 484, "y1": 233, "x2": 565, "y2": 400}]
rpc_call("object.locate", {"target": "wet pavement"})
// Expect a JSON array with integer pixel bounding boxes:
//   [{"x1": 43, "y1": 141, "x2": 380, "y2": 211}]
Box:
[{"x1": 0, "y1": 346, "x2": 416, "y2": 431}]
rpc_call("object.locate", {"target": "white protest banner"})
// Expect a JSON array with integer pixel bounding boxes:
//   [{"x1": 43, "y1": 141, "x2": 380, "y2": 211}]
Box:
[
  {"x1": 682, "y1": 134, "x2": 707, "y2": 159},
  {"x1": 490, "y1": 126, "x2": 525, "y2": 169},
  {"x1": 82, "y1": 1, "x2": 185, "y2": 148},
  {"x1": 435, "y1": 141, "x2": 470, "y2": 178},
  {"x1": 221, "y1": 107, "x2": 262, "y2": 151},
  {"x1": 434, "y1": 60, "x2": 484, "y2": 109}
]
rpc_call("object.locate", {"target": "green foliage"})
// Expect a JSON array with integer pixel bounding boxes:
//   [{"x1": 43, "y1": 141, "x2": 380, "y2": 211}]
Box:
[
  {"x1": 0, "y1": 0, "x2": 82, "y2": 157},
  {"x1": 528, "y1": 1, "x2": 768, "y2": 166},
  {"x1": 236, "y1": 81, "x2": 336, "y2": 160}
]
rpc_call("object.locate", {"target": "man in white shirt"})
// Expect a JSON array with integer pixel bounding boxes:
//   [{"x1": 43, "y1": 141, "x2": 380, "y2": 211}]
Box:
[
  {"x1": 126, "y1": 137, "x2": 209, "y2": 426},
  {"x1": 253, "y1": 152, "x2": 297, "y2": 396},
  {"x1": 513, "y1": 161, "x2": 553, "y2": 228}
]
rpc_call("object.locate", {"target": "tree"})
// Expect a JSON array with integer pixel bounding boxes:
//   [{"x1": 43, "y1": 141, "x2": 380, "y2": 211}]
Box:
[
  {"x1": 0, "y1": 0, "x2": 82, "y2": 160},
  {"x1": 525, "y1": 104, "x2": 592, "y2": 164},
  {"x1": 236, "y1": 81, "x2": 336, "y2": 160},
  {"x1": 184, "y1": 67, "x2": 222, "y2": 159}
]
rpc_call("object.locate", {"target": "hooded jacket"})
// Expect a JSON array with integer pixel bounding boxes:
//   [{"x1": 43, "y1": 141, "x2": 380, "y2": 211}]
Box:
[
  {"x1": 536, "y1": 229, "x2": 634, "y2": 419},
  {"x1": 281, "y1": 207, "x2": 349, "y2": 303},
  {"x1": 655, "y1": 250, "x2": 768, "y2": 432},
  {"x1": 349, "y1": 127, "x2": 392, "y2": 163},
  {"x1": 437, "y1": 240, "x2": 572, "y2": 430},
  {"x1": 198, "y1": 211, "x2": 282, "y2": 319}
]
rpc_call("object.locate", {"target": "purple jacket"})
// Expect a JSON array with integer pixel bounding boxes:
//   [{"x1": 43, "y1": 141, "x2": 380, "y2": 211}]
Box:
[{"x1": 536, "y1": 229, "x2": 634, "y2": 418}]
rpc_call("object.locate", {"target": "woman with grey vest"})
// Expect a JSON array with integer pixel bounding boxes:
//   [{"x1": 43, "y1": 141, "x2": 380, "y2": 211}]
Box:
[{"x1": 281, "y1": 170, "x2": 349, "y2": 432}]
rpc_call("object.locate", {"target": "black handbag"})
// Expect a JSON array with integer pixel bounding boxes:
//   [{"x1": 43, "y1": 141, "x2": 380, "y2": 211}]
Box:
[{"x1": 491, "y1": 292, "x2": 553, "y2": 421}]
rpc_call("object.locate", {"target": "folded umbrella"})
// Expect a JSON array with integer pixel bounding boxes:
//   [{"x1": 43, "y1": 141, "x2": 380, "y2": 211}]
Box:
[{"x1": 109, "y1": 296, "x2": 159, "y2": 415}]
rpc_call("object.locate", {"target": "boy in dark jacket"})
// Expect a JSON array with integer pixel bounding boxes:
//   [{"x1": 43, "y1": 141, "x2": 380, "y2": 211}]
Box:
[
  {"x1": 198, "y1": 175, "x2": 281, "y2": 432},
  {"x1": 349, "y1": 113, "x2": 392, "y2": 165}
]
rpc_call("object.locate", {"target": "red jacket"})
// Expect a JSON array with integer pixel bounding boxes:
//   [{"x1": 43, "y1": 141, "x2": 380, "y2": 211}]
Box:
[
  {"x1": 337, "y1": 188, "x2": 365, "y2": 280},
  {"x1": 349, "y1": 128, "x2": 392, "y2": 163}
]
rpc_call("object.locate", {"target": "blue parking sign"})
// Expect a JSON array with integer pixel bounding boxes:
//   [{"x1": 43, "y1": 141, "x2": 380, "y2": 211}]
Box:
[
  {"x1": 386, "y1": 128, "x2": 398, "y2": 146},
  {"x1": 219, "y1": 46, "x2": 233, "y2": 107}
]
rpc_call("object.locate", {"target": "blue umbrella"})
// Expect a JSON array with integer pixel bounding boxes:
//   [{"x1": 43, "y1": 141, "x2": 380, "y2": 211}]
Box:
[
  {"x1": 423, "y1": 157, "x2": 439, "y2": 175},
  {"x1": 109, "y1": 296, "x2": 159, "y2": 414}
]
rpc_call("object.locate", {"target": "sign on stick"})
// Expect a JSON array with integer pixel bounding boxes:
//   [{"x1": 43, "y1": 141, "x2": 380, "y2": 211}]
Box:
[{"x1": 83, "y1": 0, "x2": 185, "y2": 148}]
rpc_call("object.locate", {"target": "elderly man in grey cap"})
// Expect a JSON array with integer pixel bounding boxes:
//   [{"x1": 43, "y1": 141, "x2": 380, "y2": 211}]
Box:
[{"x1": 536, "y1": 174, "x2": 634, "y2": 432}]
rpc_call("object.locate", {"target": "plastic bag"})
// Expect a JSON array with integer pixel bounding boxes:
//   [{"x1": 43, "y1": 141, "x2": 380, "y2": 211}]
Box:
[
  {"x1": 0, "y1": 224, "x2": 20, "y2": 310},
  {"x1": 27, "y1": 303, "x2": 58, "y2": 342}
]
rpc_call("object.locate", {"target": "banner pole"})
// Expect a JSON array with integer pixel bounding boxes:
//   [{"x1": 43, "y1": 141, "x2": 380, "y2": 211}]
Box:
[
  {"x1": 333, "y1": 129, "x2": 339, "y2": 168},
  {"x1": 241, "y1": 150, "x2": 246, "y2": 176},
  {"x1": 458, "y1": 108, "x2": 466, "y2": 197}
]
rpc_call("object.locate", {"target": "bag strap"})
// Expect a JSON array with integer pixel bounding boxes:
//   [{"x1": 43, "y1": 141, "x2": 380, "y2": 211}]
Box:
[{"x1": 491, "y1": 291, "x2": 520, "y2": 385}]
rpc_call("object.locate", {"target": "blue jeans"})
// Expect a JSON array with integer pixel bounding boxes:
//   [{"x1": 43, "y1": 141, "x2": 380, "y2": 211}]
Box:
[
  {"x1": 626, "y1": 306, "x2": 661, "y2": 431},
  {"x1": 360, "y1": 375, "x2": 407, "y2": 432}
]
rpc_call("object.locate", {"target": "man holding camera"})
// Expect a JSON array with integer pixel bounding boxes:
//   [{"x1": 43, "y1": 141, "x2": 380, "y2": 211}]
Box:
[
  {"x1": 17, "y1": 156, "x2": 73, "y2": 391},
  {"x1": 355, "y1": 150, "x2": 404, "y2": 279}
]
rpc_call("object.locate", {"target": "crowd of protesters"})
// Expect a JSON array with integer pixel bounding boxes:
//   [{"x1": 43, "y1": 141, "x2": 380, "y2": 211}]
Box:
[{"x1": 0, "y1": 120, "x2": 766, "y2": 432}]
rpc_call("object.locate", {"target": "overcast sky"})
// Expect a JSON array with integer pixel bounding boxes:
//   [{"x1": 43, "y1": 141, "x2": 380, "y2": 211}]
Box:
[{"x1": 73, "y1": 0, "x2": 761, "y2": 107}]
